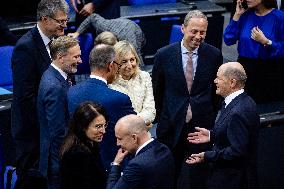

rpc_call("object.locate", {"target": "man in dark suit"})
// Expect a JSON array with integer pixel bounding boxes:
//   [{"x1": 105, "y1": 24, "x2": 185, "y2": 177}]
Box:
[
  {"x1": 70, "y1": 0, "x2": 120, "y2": 26},
  {"x1": 107, "y1": 114, "x2": 175, "y2": 189},
  {"x1": 152, "y1": 10, "x2": 223, "y2": 189},
  {"x1": 11, "y1": 1, "x2": 69, "y2": 188},
  {"x1": 67, "y1": 44, "x2": 136, "y2": 170},
  {"x1": 37, "y1": 36, "x2": 81, "y2": 189},
  {"x1": 187, "y1": 62, "x2": 260, "y2": 189}
]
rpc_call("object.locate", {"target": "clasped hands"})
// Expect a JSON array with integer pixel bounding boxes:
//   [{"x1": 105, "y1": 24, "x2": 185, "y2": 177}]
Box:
[{"x1": 186, "y1": 127, "x2": 209, "y2": 165}]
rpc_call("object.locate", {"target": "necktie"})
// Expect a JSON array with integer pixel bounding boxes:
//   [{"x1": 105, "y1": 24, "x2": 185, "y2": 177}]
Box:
[
  {"x1": 67, "y1": 75, "x2": 73, "y2": 87},
  {"x1": 185, "y1": 51, "x2": 193, "y2": 93},
  {"x1": 185, "y1": 51, "x2": 193, "y2": 123},
  {"x1": 215, "y1": 101, "x2": 226, "y2": 123}
]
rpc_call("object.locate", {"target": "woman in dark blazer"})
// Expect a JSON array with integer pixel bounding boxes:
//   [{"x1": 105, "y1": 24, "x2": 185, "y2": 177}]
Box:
[{"x1": 60, "y1": 101, "x2": 108, "y2": 189}]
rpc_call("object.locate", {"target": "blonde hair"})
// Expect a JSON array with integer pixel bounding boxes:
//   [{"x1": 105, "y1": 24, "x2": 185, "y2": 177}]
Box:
[
  {"x1": 113, "y1": 40, "x2": 140, "y2": 77},
  {"x1": 94, "y1": 31, "x2": 118, "y2": 46}
]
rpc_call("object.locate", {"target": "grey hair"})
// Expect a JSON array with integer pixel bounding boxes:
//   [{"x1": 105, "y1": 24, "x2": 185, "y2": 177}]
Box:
[
  {"x1": 37, "y1": 0, "x2": 69, "y2": 20},
  {"x1": 183, "y1": 10, "x2": 207, "y2": 27},
  {"x1": 50, "y1": 36, "x2": 79, "y2": 60},
  {"x1": 89, "y1": 44, "x2": 116, "y2": 71},
  {"x1": 223, "y1": 66, "x2": 247, "y2": 88}
]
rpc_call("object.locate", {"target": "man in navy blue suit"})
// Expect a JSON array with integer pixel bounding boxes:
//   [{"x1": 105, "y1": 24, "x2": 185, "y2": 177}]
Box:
[
  {"x1": 67, "y1": 44, "x2": 135, "y2": 170},
  {"x1": 152, "y1": 10, "x2": 223, "y2": 189},
  {"x1": 11, "y1": 1, "x2": 69, "y2": 188},
  {"x1": 37, "y1": 36, "x2": 82, "y2": 189},
  {"x1": 107, "y1": 114, "x2": 175, "y2": 189},
  {"x1": 187, "y1": 62, "x2": 260, "y2": 189}
]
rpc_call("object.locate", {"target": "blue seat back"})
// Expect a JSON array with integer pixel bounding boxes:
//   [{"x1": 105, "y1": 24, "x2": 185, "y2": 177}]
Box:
[
  {"x1": 169, "y1": 25, "x2": 183, "y2": 44},
  {"x1": 77, "y1": 33, "x2": 94, "y2": 75},
  {"x1": 0, "y1": 46, "x2": 14, "y2": 90},
  {"x1": 128, "y1": 0, "x2": 176, "y2": 5},
  {"x1": 4, "y1": 166, "x2": 17, "y2": 189}
]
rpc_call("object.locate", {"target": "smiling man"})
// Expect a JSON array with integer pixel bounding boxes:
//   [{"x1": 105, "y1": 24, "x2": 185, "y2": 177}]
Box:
[
  {"x1": 187, "y1": 62, "x2": 260, "y2": 189},
  {"x1": 152, "y1": 10, "x2": 223, "y2": 189},
  {"x1": 37, "y1": 36, "x2": 81, "y2": 189},
  {"x1": 11, "y1": 1, "x2": 69, "y2": 188}
]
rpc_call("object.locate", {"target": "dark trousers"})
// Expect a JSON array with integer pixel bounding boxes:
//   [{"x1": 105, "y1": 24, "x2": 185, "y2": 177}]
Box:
[{"x1": 173, "y1": 122, "x2": 210, "y2": 189}]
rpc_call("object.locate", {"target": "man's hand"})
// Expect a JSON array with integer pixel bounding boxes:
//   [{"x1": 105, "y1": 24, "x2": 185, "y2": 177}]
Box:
[
  {"x1": 67, "y1": 32, "x2": 80, "y2": 39},
  {"x1": 187, "y1": 127, "x2": 210, "y2": 144},
  {"x1": 79, "y1": 2, "x2": 95, "y2": 17},
  {"x1": 113, "y1": 148, "x2": 129, "y2": 165},
  {"x1": 186, "y1": 152, "x2": 205, "y2": 164}
]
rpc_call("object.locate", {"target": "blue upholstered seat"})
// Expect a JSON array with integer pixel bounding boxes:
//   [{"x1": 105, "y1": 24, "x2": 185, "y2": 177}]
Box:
[
  {"x1": 169, "y1": 25, "x2": 183, "y2": 44},
  {"x1": 77, "y1": 33, "x2": 94, "y2": 75},
  {"x1": 0, "y1": 46, "x2": 14, "y2": 90}
]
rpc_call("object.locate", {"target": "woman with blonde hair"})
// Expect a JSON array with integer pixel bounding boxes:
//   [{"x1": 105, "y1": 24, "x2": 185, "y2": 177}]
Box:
[{"x1": 109, "y1": 40, "x2": 156, "y2": 128}]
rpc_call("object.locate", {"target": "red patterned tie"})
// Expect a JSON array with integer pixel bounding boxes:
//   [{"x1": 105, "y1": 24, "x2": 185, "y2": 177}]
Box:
[
  {"x1": 185, "y1": 51, "x2": 193, "y2": 123},
  {"x1": 185, "y1": 51, "x2": 193, "y2": 93}
]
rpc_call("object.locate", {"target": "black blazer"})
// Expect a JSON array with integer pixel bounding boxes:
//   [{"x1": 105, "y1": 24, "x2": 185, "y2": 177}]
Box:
[
  {"x1": 61, "y1": 143, "x2": 107, "y2": 189},
  {"x1": 152, "y1": 42, "x2": 223, "y2": 149},
  {"x1": 11, "y1": 26, "x2": 51, "y2": 163},
  {"x1": 205, "y1": 93, "x2": 260, "y2": 189}
]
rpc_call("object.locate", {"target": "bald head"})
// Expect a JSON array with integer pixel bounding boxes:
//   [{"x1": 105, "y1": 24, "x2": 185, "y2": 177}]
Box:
[
  {"x1": 115, "y1": 115, "x2": 150, "y2": 154},
  {"x1": 221, "y1": 62, "x2": 247, "y2": 88},
  {"x1": 115, "y1": 114, "x2": 147, "y2": 135}
]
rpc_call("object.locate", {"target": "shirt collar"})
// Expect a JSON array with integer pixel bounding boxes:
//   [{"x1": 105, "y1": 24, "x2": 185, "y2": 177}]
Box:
[
  {"x1": 90, "y1": 75, "x2": 107, "y2": 84},
  {"x1": 37, "y1": 24, "x2": 52, "y2": 47},
  {"x1": 51, "y1": 63, "x2": 68, "y2": 80},
  {"x1": 135, "y1": 138, "x2": 154, "y2": 156},
  {"x1": 181, "y1": 39, "x2": 198, "y2": 55},
  {"x1": 224, "y1": 89, "x2": 244, "y2": 107}
]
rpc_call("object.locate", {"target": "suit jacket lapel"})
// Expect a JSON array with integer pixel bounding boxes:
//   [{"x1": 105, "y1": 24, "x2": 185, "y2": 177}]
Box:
[
  {"x1": 191, "y1": 43, "x2": 206, "y2": 93},
  {"x1": 216, "y1": 93, "x2": 245, "y2": 124},
  {"x1": 171, "y1": 42, "x2": 189, "y2": 93},
  {"x1": 49, "y1": 66, "x2": 68, "y2": 88},
  {"x1": 32, "y1": 27, "x2": 52, "y2": 67},
  {"x1": 136, "y1": 140, "x2": 156, "y2": 156}
]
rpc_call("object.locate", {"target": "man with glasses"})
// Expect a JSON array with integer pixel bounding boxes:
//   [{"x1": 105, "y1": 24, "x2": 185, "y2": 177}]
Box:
[
  {"x1": 11, "y1": 0, "x2": 69, "y2": 188},
  {"x1": 67, "y1": 44, "x2": 136, "y2": 171}
]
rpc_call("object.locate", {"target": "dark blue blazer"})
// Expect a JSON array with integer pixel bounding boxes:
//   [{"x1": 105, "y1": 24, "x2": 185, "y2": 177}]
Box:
[
  {"x1": 37, "y1": 66, "x2": 69, "y2": 177},
  {"x1": 107, "y1": 140, "x2": 175, "y2": 189},
  {"x1": 205, "y1": 92, "x2": 260, "y2": 189},
  {"x1": 11, "y1": 26, "x2": 51, "y2": 164},
  {"x1": 152, "y1": 42, "x2": 223, "y2": 149},
  {"x1": 67, "y1": 78, "x2": 136, "y2": 170}
]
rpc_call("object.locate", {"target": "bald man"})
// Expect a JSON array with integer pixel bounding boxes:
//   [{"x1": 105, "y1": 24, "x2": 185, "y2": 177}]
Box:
[
  {"x1": 107, "y1": 115, "x2": 175, "y2": 189},
  {"x1": 186, "y1": 62, "x2": 260, "y2": 189}
]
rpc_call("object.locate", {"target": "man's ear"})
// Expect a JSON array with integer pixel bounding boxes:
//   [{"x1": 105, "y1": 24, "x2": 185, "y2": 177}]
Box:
[{"x1": 230, "y1": 78, "x2": 237, "y2": 88}]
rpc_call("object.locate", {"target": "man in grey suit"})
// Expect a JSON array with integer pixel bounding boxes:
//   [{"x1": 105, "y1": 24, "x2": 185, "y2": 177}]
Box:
[
  {"x1": 107, "y1": 114, "x2": 175, "y2": 189},
  {"x1": 152, "y1": 10, "x2": 223, "y2": 189},
  {"x1": 11, "y1": 1, "x2": 69, "y2": 188},
  {"x1": 37, "y1": 36, "x2": 81, "y2": 189},
  {"x1": 187, "y1": 62, "x2": 260, "y2": 189}
]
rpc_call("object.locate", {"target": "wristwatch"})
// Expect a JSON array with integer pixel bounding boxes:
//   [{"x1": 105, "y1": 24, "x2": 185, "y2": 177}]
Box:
[
  {"x1": 264, "y1": 39, "x2": 272, "y2": 46},
  {"x1": 111, "y1": 162, "x2": 120, "y2": 166}
]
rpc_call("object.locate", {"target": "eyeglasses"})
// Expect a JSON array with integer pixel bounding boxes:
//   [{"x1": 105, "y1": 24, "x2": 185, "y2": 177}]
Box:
[
  {"x1": 112, "y1": 60, "x2": 122, "y2": 70},
  {"x1": 94, "y1": 123, "x2": 108, "y2": 130},
  {"x1": 49, "y1": 17, "x2": 69, "y2": 26}
]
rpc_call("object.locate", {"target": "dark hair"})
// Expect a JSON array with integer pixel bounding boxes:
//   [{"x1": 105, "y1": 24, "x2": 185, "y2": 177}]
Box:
[
  {"x1": 60, "y1": 101, "x2": 108, "y2": 157},
  {"x1": 262, "y1": 0, "x2": 277, "y2": 9}
]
